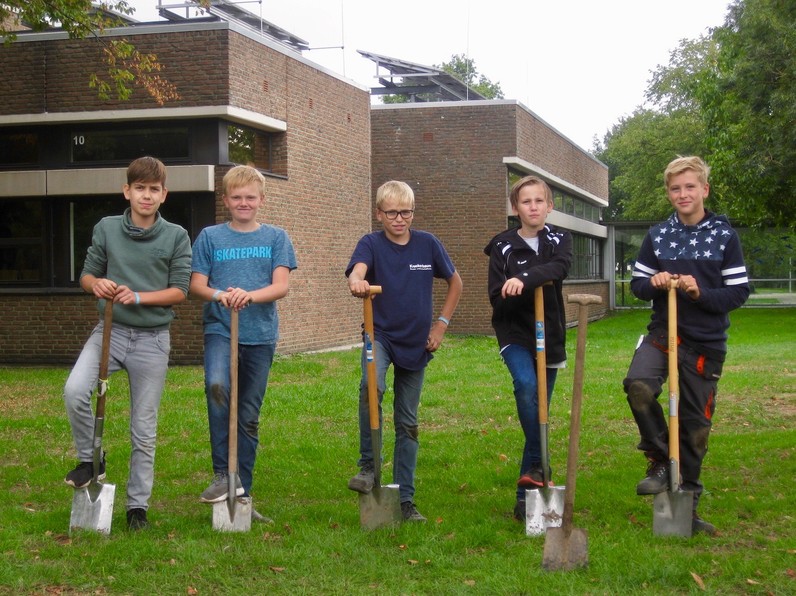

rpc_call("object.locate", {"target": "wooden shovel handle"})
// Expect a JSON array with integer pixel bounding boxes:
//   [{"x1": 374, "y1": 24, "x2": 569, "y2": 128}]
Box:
[
  {"x1": 667, "y1": 280, "x2": 680, "y2": 483},
  {"x1": 534, "y1": 285, "x2": 549, "y2": 424},
  {"x1": 95, "y1": 300, "x2": 114, "y2": 419},
  {"x1": 363, "y1": 286, "x2": 382, "y2": 430}
]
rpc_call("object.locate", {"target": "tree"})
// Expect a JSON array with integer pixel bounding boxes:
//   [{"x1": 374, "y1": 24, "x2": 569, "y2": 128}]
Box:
[
  {"x1": 1, "y1": 0, "x2": 180, "y2": 104},
  {"x1": 596, "y1": 109, "x2": 707, "y2": 221},
  {"x1": 382, "y1": 53, "x2": 503, "y2": 103}
]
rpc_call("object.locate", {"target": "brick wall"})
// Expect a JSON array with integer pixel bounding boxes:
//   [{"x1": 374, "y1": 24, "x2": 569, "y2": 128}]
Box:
[
  {"x1": 0, "y1": 24, "x2": 371, "y2": 364},
  {"x1": 371, "y1": 102, "x2": 610, "y2": 335}
]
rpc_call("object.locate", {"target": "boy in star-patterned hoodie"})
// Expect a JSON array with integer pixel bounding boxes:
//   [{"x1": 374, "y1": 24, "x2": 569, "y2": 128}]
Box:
[{"x1": 623, "y1": 155, "x2": 749, "y2": 536}]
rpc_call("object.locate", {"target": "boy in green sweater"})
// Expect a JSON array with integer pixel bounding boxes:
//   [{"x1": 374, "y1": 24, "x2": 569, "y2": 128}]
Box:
[{"x1": 63, "y1": 156, "x2": 192, "y2": 530}]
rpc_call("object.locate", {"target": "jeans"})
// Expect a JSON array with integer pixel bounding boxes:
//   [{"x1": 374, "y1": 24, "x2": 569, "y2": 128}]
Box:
[
  {"x1": 357, "y1": 340, "x2": 425, "y2": 503},
  {"x1": 64, "y1": 321, "x2": 170, "y2": 510},
  {"x1": 204, "y1": 333, "x2": 274, "y2": 495},
  {"x1": 500, "y1": 344, "x2": 558, "y2": 498}
]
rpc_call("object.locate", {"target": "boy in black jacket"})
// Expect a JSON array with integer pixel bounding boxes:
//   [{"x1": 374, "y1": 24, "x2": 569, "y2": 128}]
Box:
[
  {"x1": 624, "y1": 156, "x2": 749, "y2": 535},
  {"x1": 484, "y1": 175, "x2": 572, "y2": 520}
]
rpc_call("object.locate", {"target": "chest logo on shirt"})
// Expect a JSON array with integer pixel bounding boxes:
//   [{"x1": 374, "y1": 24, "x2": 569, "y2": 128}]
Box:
[
  {"x1": 409, "y1": 263, "x2": 432, "y2": 271},
  {"x1": 214, "y1": 246, "x2": 272, "y2": 262}
]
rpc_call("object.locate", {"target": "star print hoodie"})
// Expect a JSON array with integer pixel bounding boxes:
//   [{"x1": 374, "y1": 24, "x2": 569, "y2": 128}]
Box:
[
  {"x1": 630, "y1": 210, "x2": 750, "y2": 357},
  {"x1": 484, "y1": 224, "x2": 573, "y2": 363}
]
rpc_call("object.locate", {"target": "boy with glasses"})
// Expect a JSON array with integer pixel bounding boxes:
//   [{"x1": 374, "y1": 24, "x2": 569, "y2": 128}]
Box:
[
  {"x1": 345, "y1": 180, "x2": 462, "y2": 522},
  {"x1": 190, "y1": 165, "x2": 297, "y2": 523}
]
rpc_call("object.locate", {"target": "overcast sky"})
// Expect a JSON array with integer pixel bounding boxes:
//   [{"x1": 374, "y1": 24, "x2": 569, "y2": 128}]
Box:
[{"x1": 128, "y1": 0, "x2": 732, "y2": 151}]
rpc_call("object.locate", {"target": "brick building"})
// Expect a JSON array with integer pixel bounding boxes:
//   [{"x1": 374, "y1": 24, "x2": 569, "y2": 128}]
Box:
[
  {"x1": 0, "y1": 11, "x2": 610, "y2": 365},
  {"x1": 0, "y1": 14, "x2": 371, "y2": 363},
  {"x1": 370, "y1": 100, "x2": 610, "y2": 334}
]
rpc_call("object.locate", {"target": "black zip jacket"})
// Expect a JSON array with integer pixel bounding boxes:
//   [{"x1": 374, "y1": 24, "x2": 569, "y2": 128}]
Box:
[{"x1": 483, "y1": 224, "x2": 573, "y2": 362}]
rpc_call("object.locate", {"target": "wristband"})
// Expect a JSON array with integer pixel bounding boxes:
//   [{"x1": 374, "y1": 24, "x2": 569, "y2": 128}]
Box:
[
  {"x1": 212, "y1": 290, "x2": 222, "y2": 302},
  {"x1": 437, "y1": 316, "x2": 450, "y2": 326},
  {"x1": 134, "y1": 292, "x2": 141, "y2": 305}
]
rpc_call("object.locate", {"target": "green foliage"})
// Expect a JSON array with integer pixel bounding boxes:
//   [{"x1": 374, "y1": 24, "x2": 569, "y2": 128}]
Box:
[
  {"x1": 596, "y1": 109, "x2": 706, "y2": 221},
  {"x1": 598, "y1": 0, "x2": 796, "y2": 228},
  {"x1": 0, "y1": 309, "x2": 794, "y2": 594},
  {"x1": 1, "y1": 0, "x2": 181, "y2": 104}
]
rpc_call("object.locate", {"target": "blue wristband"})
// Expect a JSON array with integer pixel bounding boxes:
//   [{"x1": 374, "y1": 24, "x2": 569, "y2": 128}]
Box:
[
  {"x1": 212, "y1": 290, "x2": 222, "y2": 302},
  {"x1": 438, "y1": 316, "x2": 450, "y2": 326},
  {"x1": 134, "y1": 292, "x2": 141, "y2": 305}
]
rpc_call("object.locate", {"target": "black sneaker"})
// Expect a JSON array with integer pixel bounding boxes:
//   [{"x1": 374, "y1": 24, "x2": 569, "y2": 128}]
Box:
[
  {"x1": 692, "y1": 514, "x2": 717, "y2": 536},
  {"x1": 513, "y1": 499, "x2": 526, "y2": 521},
  {"x1": 401, "y1": 501, "x2": 427, "y2": 523},
  {"x1": 127, "y1": 508, "x2": 149, "y2": 531},
  {"x1": 64, "y1": 453, "x2": 106, "y2": 488},
  {"x1": 347, "y1": 467, "x2": 375, "y2": 494},
  {"x1": 636, "y1": 459, "x2": 669, "y2": 495}
]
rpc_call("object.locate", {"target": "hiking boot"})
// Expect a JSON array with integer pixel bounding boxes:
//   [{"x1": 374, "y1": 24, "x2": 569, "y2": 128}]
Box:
[
  {"x1": 401, "y1": 501, "x2": 427, "y2": 523},
  {"x1": 251, "y1": 509, "x2": 274, "y2": 524},
  {"x1": 636, "y1": 459, "x2": 669, "y2": 495},
  {"x1": 513, "y1": 499, "x2": 526, "y2": 522},
  {"x1": 64, "y1": 452, "x2": 106, "y2": 488},
  {"x1": 126, "y1": 508, "x2": 149, "y2": 531},
  {"x1": 199, "y1": 472, "x2": 244, "y2": 503},
  {"x1": 517, "y1": 465, "x2": 554, "y2": 489},
  {"x1": 347, "y1": 467, "x2": 375, "y2": 494},
  {"x1": 692, "y1": 513, "x2": 717, "y2": 536}
]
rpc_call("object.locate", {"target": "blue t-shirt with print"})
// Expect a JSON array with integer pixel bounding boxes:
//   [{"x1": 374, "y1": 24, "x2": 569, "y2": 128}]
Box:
[
  {"x1": 192, "y1": 222, "x2": 297, "y2": 345},
  {"x1": 345, "y1": 229, "x2": 456, "y2": 370}
]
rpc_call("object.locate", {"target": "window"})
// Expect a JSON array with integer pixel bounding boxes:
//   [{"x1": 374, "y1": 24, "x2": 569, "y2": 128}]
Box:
[
  {"x1": 0, "y1": 131, "x2": 38, "y2": 167},
  {"x1": 71, "y1": 127, "x2": 190, "y2": 164},
  {"x1": 0, "y1": 194, "x2": 213, "y2": 288},
  {"x1": 571, "y1": 233, "x2": 603, "y2": 279},
  {"x1": 228, "y1": 124, "x2": 276, "y2": 171}
]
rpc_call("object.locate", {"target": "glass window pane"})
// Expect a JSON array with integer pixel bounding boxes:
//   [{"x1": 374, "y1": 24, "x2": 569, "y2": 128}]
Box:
[{"x1": 71, "y1": 128, "x2": 190, "y2": 163}]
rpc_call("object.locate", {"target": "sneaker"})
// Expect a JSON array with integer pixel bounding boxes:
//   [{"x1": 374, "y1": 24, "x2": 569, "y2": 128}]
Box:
[
  {"x1": 692, "y1": 514, "x2": 717, "y2": 536},
  {"x1": 347, "y1": 467, "x2": 375, "y2": 494},
  {"x1": 251, "y1": 509, "x2": 274, "y2": 524},
  {"x1": 517, "y1": 465, "x2": 555, "y2": 489},
  {"x1": 513, "y1": 499, "x2": 526, "y2": 521},
  {"x1": 126, "y1": 508, "x2": 149, "y2": 531},
  {"x1": 636, "y1": 459, "x2": 669, "y2": 495},
  {"x1": 64, "y1": 452, "x2": 106, "y2": 488},
  {"x1": 199, "y1": 472, "x2": 244, "y2": 503},
  {"x1": 401, "y1": 501, "x2": 427, "y2": 523}
]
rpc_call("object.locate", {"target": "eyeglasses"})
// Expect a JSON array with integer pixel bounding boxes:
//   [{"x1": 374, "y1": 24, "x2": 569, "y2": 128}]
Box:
[{"x1": 380, "y1": 209, "x2": 415, "y2": 220}]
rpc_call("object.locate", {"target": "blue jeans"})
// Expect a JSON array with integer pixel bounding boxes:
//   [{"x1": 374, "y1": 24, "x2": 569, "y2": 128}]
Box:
[
  {"x1": 500, "y1": 344, "x2": 558, "y2": 497},
  {"x1": 358, "y1": 340, "x2": 425, "y2": 503},
  {"x1": 64, "y1": 321, "x2": 170, "y2": 511},
  {"x1": 204, "y1": 333, "x2": 274, "y2": 495}
]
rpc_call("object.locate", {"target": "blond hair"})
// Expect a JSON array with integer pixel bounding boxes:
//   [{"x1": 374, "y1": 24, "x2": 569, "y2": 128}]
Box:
[
  {"x1": 375, "y1": 180, "x2": 415, "y2": 210},
  {"x1": 664, "y1": 156, "x2": 710, "y2": 188},
  {"x1": 222, "y1": 165, "x2": 266, "y2": 196},
  {"x1": 509, "y1": 175, "x2": 553, "y2": 209}
]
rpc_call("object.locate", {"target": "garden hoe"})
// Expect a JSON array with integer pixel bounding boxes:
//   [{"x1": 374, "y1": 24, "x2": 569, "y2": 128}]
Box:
[
  {"x1": 652, "y1": 280, "x2": 693, "y2": 537},
  {"x1": 525, "y1": 283, "x2": 564, "y2": 536},
  {"x1": 358, "y1": 285, "x2": 401, "y2": 530},
  {"x1": 70, "y1": 300, "x2": 116, "y2": 535},
  {"x1": 213, "y1": 308, "x2": 252, "y2": 532},
  {"x1": 542, "y1": 293, "x2": 602, "y2": 571}
]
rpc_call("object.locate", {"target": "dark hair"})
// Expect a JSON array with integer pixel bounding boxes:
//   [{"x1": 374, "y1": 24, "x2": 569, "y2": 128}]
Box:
[{"x1": 127, "y1": 156, "x2": 167, "y2": 186}]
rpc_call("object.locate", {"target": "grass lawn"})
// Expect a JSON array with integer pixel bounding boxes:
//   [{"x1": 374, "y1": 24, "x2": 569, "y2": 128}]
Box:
[{"x1": 1, "y1": 308, "x2": 794, "y2": 594}]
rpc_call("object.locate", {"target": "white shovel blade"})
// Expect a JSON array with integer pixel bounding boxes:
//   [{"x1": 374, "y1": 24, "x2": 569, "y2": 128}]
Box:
[
  {"x1": 69, "y1": 483, "x2": 115, "y2": 535},
  {"x1": 525, "y1": 487, "x2": 565, "y2": 536},
  {"x1": 212, "y1": 496, "x2": 252, "y2": 532}
]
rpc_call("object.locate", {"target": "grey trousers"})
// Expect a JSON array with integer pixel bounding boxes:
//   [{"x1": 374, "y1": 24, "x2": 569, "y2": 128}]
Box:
[{"x1": 64, "y1": 321, "x2": 170, "y2": 510}]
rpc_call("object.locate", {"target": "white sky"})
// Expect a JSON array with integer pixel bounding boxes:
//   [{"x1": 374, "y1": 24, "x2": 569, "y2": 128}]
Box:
[{"x1": 127, "y1": 0, "x2": 732, "y2": 151}]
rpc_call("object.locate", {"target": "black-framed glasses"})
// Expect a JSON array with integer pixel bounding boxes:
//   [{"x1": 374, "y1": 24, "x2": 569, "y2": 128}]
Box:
[{"x1": 380, "y1": 209, "x2": 414, "y2": 220}]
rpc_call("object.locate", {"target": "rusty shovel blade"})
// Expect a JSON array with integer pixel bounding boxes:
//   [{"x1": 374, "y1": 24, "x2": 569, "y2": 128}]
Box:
[{"x1": 542, "y1": 526, "x2": 589, "y2": 571}]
